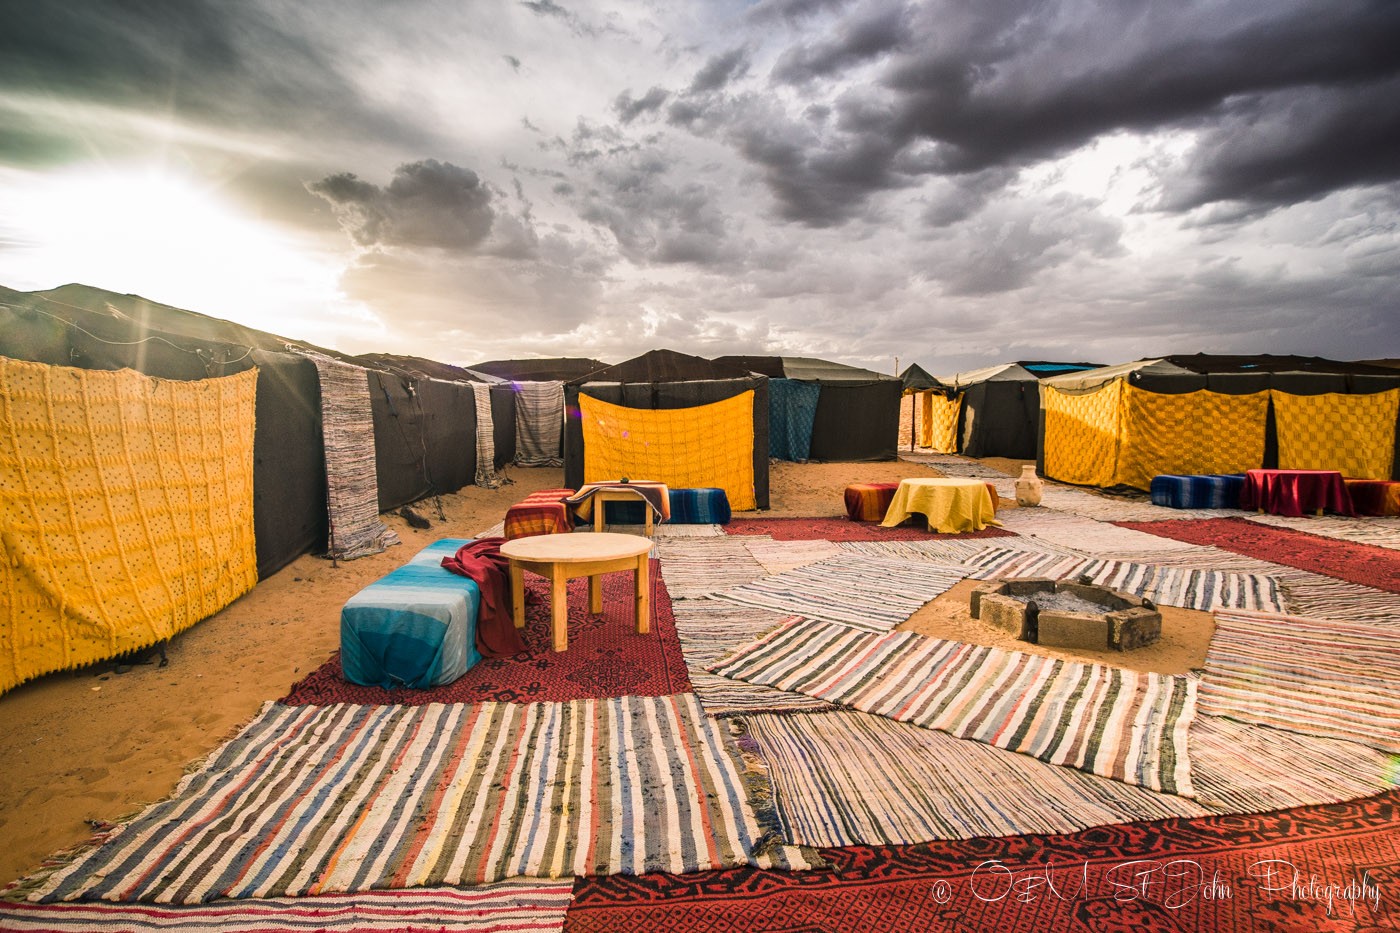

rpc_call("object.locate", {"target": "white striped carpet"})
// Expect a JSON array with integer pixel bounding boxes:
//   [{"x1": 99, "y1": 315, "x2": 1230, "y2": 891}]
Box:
[
  {"x1": 1244, "y1": 513, "x2": 1400, "y2": 550},
  {"x1": 995, "y1": 508, "x2": 1204, "y2": 555},
  {"x1": 656, "y1": 537, "x2": 768, "y2": 598},
  {"x1": 653, "y1": 523, "x2": 726, "y2": 538},
  {"x1": 1278, "y1": 574, "x2": 1400, "y2": 626},
  {"x1": 1201, "y1": 609, "x2": 1400, "y2": 753},
  {"x1": 31, "y1": 696, "x2": 813, "y2": 903},
  {"x1": 836, "y1": 538, "x2": 1031, "y2": 564},
  {"x1": 714, "y1": 555, "x2": 966, "y2": 632},
  {"x1": 962, "y1": 547, "x2": 1286, "y2": 613},
  {"x1": 709, "y1": 619, "x2": 1197, "y2": 796},
  {"x1": 742, "y1": 538, "x2": 842, "y2": 575},
  {"x1": 2, "y1": 882, "x2": 573, "y2": 932}
]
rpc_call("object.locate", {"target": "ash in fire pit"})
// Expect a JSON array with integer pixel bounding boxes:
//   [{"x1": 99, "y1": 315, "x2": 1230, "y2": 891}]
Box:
[{"x1": 969, "y1": 576, "x2": 1161, "y2": 651}]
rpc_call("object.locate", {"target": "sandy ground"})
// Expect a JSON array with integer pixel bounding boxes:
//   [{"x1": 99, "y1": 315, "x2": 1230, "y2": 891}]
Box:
[{"x1": 0, "y1": 457, "x2": 1213, "y2": 887}]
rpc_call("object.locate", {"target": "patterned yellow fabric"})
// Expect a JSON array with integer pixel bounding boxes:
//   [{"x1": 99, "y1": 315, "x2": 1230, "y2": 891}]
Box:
[
  {"x1": 1042, "y1": 381, "x2": 1122, "y2": 487},
  {"x1": 0, "y1": 359, "x2": 258, "y2": 694},
  {"x1": 1117, "y1": 386, "x2": 1268, "y2": 490},
  {"x1": 579, "y1": 391, "x2": 757, "y2": 511},
  {"x1": 921, "y1": 392, "x2": 961, "y2": 453},
  {"x1": 1273, "y1": 389, "x2": 1399, "y2": 478}
]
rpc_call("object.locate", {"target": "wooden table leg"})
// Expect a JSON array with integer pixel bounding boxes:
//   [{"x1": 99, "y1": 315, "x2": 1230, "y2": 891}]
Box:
[
  {"x1": 550, "y1": 563, "x2": 569, "y2": 651},
  {"x1": 594, "y1": 505, "x2": 605, "y2": 533},
  {"x1": 588, "y1": 572, "x2": 603, "y2": 615},
  {"x1": 635, "y1": 554, "x2": 650, "y2": 634},
  {"x1": 644, "y1": 508, "x2": 653, "y2": 536},
  {"x1": 510, "y1": 562, "x2": 525, "y2": 629}
]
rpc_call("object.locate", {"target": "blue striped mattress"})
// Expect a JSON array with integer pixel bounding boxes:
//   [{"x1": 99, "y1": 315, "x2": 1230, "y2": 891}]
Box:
[
  {"x1": 1149, "y1": 473, "x2": 1246, "y2": 510},
  {"x1": 340, "y1": 540, "x2": 481, "y2": 689},
  {"x1": 604, "y1": 487, "x2": 732, "y2": 525}
]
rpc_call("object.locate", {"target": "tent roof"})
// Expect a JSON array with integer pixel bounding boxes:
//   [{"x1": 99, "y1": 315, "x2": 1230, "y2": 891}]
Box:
[
  {"x1": 900, "y1": 363, "x2": 942, "y2": 391},
  {"x1": 1043, "y1": 354, "x2": 1400, "y2": 391},
  {"x1": 471, "y1": 357, "x2": 609, "y2": 381},
  {"x1": 939, "y1": 362, "x2": 1032, "y2": 387},
  {"x1": 571, "y1": 348, "x2": 756, "y2": 384},
  {"x1": 353, "y1": 353, "x2": 503, "y2": 383},
  {"x1": 713, "y1": 355, "x2": 898, "y2": 383},
  {"x1": 1016, "y1": 360, "x2": 1105, "y2": 377}
]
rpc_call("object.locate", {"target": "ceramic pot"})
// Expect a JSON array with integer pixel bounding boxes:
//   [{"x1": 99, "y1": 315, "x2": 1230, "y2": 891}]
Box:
[{"x1": 1015, "y1": 465, "x2": 1044, "y2": 507}]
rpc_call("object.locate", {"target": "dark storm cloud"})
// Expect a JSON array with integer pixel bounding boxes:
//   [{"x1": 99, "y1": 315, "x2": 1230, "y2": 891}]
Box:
[
  {"x1": 706, "y1": 0, "x2": 1400, "y2": 224},
  {"x1": 308, "y1": 160, "x2": 499, "y2": 252},
  {"x1": 0, "y1": 0, "x2": 435, "y2": 158},
  {"x1": 689, "y1": 49, "x2": 751, "y2": 93},
  {"x1": 614, "y1": 87, "x2": 670, "y2": 124}
]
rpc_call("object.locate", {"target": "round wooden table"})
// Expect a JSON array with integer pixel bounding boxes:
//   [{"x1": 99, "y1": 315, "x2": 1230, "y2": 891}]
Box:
[{"x1": 498, "y1": 532, "x2": 654, "y2": 652}]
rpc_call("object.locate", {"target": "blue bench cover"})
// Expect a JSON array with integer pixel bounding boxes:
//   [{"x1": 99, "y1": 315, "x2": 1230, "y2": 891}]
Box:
[
  {"x1": 1149, "y1": 474, "x2": 1245, "y2": 510},
  {"x1": 602, "y1": 487, "x2": 732, "y2": 525},
  {"x1": 340, "y1": 540, "x2": 482, "y2": 689}
]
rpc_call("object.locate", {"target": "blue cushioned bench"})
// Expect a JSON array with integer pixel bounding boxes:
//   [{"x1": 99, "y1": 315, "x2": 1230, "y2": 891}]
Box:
[
  {"x1": 1149, "y1": 474, "x2": 1246, "y2": 510},
  {"x1": 340, "y1": 539, "x2": 481, "y2": 689},
  {"x1": 602, "y1": 487, "x2": 732, "y2": 525}
]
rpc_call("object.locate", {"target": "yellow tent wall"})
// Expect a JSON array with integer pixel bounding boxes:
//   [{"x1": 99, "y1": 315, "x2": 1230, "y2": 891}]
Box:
[
  {"x1": 1116, "y1": 386, "x2": 1269, "y2": 490},
  {"x1": 578, "y1": 391, "x2": 757, "y2": 510},
  {"x1": 0, "y1": 359, "x2": 259, "y2": 694},
  {"x1": 921, "y1": 392, "x2": 961, "y2": 453},
  {"x1": 1042, "y1": 381, "x2": 1122, "y2": 487},
  {"x1": 1274, "y1": 389, "x2": 1399, "y2": 478}
]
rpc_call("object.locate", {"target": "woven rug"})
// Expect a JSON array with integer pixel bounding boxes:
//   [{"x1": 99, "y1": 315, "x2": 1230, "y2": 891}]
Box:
[
  {"x1": 837, "y1": 537, "x2": 1036, "y2": 564},
  {"x1": 996, "y1": 508, "x2": 1201, "y2": 555},
  {"x1": 722, "y1": 517, "x2": 1015, "y2": 542},
  {"x1": 654, "y1": 538, "x2": 767, "y2": 599},
  {"x1": 0, "y1": 881, "x2": 573, "y2": 932},
  {"x1": 1202, "y1": 609, "x2": 1400, "y2": 753},
  {"x1": 652, "y1": 524, "x2": 725, "y2": 538},
  {"x1": 1246, "y1": 512, "x2": 1400, "y2": 550},
  {"x1": 1280, "y1": 573, "x2": 1400, "y2": 626},
  {"x1": 471, "y1": 383, "x2": 503, "y2": 488},
  {"x1": 280, "y1": 560, "x2": 691, "y2": 705},
  {"x1": 713, "y1": 556, "x2": 967, "y2": 632},
  {"x1": 709, "y1": 619, "x2": 1196, "y2": 795},
  {"x1": 1117, "y1": 517, "x2": 1400, "y2": 593},
  {"x1": 741, "y1": 710, "x2": 1207, "y2": 848},
  {"x1": 567, "y1": 790, "x2": 1400, "y2": 932},
  {"x1": 513, "y1": 381, "x2": 565, "y2": 467},
  {"x1": 741, "y1": 538, "x2": 843, "y2": 575},
  {"x1": 962, "y1": 547, "x2": 1286, "y2": 613},
  {"x1": 29, "y1": 695, "x2": 814, "y2": 904}
]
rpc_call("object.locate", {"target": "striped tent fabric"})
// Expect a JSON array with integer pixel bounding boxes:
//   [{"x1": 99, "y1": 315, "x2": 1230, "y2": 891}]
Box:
[
  {"x1": 1, "y1": 882, "x2": 574, "y2": 932},
  {"x1": 708, "y1": 619, "x2": 1197, "y2": 796},
  {"x1": 1201, "y1": 609, "x2": 1400, "y2": 752},
  {"x1": 741, "y1": 538, "x2": 843, "y2": 575},
  {"x1": 513, "y1": 381, "x2": 565, "y2": 467},
  {"x1": 295, "y1": 350, "x2": 400, "y2": 560},
  {"x1": 714, "y1": 556, "x2": 967, "y2": 632},
  {"x1": 961, "y1": 547, "x2": 1286, "y2": 613},
  {"x1": 31, "y1": 696, "x2": 812, "y2": 904},
  {"x1": 655, "y1": 537, "x2": 768, "y2": 599},
  {"x1": 741, "y1": 710, "x2": 1208, "y2": 847},
  {"x1": 471, "y1": 383, "x2": 503, "y2": 489}
]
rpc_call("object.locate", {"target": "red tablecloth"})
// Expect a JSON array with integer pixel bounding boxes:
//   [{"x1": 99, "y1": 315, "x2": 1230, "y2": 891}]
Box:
[{"x1": 1241, "y1": 469, "x2": 1354, "y2": 518}]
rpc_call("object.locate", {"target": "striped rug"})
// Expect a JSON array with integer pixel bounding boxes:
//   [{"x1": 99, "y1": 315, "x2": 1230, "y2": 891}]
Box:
[
  {"x1": 653, "y1": 524, "x2": 725, "y2": 538},
  {"x1": 655, "y1": 537, "x2": 767, "y2": 598},
  {"x1": 1036, "y1": 485, "x2": 1250, "y2": 523},
  {"x1": 714, "y1": 556, "x2": 966, "y2": 632},
  {"x1": 1245, "y1": 512, "x2": 1400, "y2": 550},
  {"x1": 836, "y1": 538, "x2": 1025, "y2": 564},
  {"x1": 1, "y1": 882, "x2": 573, "y2": 932},
  {"x1": 995, "y1": 508, "x2": 1202, "y2": 555},
  {"x1": 1278, "y1": 574, "x2": 1400, "y2": 627},
  {"x1": 31, "y1": 696, "x2": 813, "y2": 904},
  {"x1": 708, "y1": 619, "x2": 1197, "y2": 796},
  {"x1": 741, "y1": 710, "x2": 1207, "y2": 847},
  {"x1": 1202, "y1": 609, "x2": 1400, "y2": 753},
  {"x1": 962, "y1": 547, "x2": 1286, "y2": 613},
  {"x1": 741, "y1": 538, "x2": 842, "y2": 575}
]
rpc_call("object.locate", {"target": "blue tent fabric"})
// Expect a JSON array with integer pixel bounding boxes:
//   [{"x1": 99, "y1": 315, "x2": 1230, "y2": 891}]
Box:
[{"x1": 769, "y1": 378, "x2": 821, "y2": 461}]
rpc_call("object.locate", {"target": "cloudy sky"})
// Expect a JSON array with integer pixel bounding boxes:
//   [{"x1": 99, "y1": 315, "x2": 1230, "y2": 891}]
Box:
[{"x1": 1, "y1": 0, "x2": 1397, "y2": 374}]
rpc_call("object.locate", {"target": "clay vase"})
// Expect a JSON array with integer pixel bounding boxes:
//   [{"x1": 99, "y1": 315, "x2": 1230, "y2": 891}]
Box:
[{"x1": 1015, "y1": 464, "x2": 1044, "y2": 507}]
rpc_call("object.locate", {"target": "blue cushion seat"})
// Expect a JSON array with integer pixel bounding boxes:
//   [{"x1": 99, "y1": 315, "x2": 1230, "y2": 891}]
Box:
[
  {"x1": 602, "y1": 487, "x2": 732, "y2": 525},
  {"x1": 1149, "y1": 474, "x2": 1246, "y2": 510}
]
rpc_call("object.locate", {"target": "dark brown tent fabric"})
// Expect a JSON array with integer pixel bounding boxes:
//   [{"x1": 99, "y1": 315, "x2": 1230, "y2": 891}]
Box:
[
  {"x1": 564, "y1": 349, "x2": 770, "y2": 508},
  {"x1": 0, "y1": 288, "x2": 327, "y2": 577},
  {"x1": 353, "y1": 353, "x2": 496, "y2": 384},
  {"x1": 471, "y1": 358, "x2": 609, "y2": 382}
]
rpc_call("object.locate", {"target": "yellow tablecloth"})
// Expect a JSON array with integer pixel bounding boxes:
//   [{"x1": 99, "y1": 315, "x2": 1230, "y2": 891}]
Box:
[{"x1": 880, "y1": 478, "x2": 1001, "y2": 533}]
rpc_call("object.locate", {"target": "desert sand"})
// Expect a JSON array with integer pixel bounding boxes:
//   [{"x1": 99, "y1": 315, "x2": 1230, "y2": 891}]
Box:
[{"x1": 0, "y1": 458, "x2": 1214, "y2": 887}]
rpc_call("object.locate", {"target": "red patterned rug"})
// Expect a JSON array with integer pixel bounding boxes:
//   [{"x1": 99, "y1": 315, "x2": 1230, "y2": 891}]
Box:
[
  {"x1": 280, "y1": 559, "x2": 691, "y2": 705},
  {"x1": 566, "y1": 790, "x2": 1399, "y2": 932},
  {"x1": 724, "y1": 517, "x2": 1017, "y2": 542},
  {"x1": 1116, "y1": 518, "x2": 1400, "y2": 594}
]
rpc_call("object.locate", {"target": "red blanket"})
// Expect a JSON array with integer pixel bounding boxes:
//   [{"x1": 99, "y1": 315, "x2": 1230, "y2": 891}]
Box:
[{"x1": 441, "y1": 538, "x2": 527, "y2": 657}]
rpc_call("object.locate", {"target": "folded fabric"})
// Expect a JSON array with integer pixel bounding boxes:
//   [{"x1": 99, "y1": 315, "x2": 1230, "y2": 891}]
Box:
[
  {"x1": 567, "y1": 481, "x2": 672, "y2": 522},
  {"x1": 503, "y1": 488, "x2": 575, "y2": 539},
  {"x1": 441, "y1": 537, "x2": 527, "y2": 657},
  {"x1": 340, "y1": 562, "x2": 482, "y2": 689}
]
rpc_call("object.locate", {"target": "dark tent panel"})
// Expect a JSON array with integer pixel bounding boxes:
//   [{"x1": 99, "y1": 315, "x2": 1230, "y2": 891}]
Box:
[
  {"x1": 0, "y1": 290, "x2": 328, "y2": 578},
  {"x1": 899, "y1": 363, "x2": 943, "y2": 392},
  {"x1": 935, "y1": 362, "x2": 1105, "y2": 460},
  {"x1": 489, "y1": 383, "x2": 516, "y2": 469},
  {"x1": 367, "y1": 372, "x2": 480, "y2": 512},
  {"x1": 565, "y1": 349, "x2": 770, "y2": 509},
  {"x1": 714, "y1": 355, "x2": 901, "y2": 462},
  {"x1": 471, "y1": 358, "x2": 609, "y2": 382}
]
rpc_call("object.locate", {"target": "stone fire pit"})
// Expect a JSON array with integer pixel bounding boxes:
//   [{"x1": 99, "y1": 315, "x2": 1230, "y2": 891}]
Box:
[{"x1": 969, "y1": 576, "x2": 1161, "y2": 651}]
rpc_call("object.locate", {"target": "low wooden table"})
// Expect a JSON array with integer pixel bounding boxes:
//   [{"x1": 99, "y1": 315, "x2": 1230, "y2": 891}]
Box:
[
  {"x1": 880, "y1": 477, "x2": 1000, "y2": 533},
  {"x1": 499, "y1": 532, "x2": 653, "y2": 651}
]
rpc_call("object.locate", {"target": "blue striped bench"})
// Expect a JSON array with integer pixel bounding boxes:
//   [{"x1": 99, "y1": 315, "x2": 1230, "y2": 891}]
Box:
[
  {"x1": 1149, "y1": 474, "x2": 1246, "y2": 510},
  {"x1": 603, "y1": 487, "x2": 732, "y2": 525},
  {"x1": 340, "y1": 539, "x2": 481, "y2": 689}
]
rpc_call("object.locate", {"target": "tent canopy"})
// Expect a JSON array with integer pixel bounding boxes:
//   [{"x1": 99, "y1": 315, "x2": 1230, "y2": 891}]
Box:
[
  {"x1": 899, "y1": 363, "x2": 943, "y2": 392},
  {"x1": 578, "y1": 349, "x2": 753, "y2": 384},
  {"x1": 472, "y1": 357, "x2": 609, "y2": 382},
  {"x1": 353, "y1": 353, "x2": 504, "y2": 384},
  {"x1": 714, "y1": 355, "x2": 898, "y2": 384}
]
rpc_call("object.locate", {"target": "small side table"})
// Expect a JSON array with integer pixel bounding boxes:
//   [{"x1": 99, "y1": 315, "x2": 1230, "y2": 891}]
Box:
[{"x1": 1241, "y1": 469, "x2": 1354, "y2": 518}]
